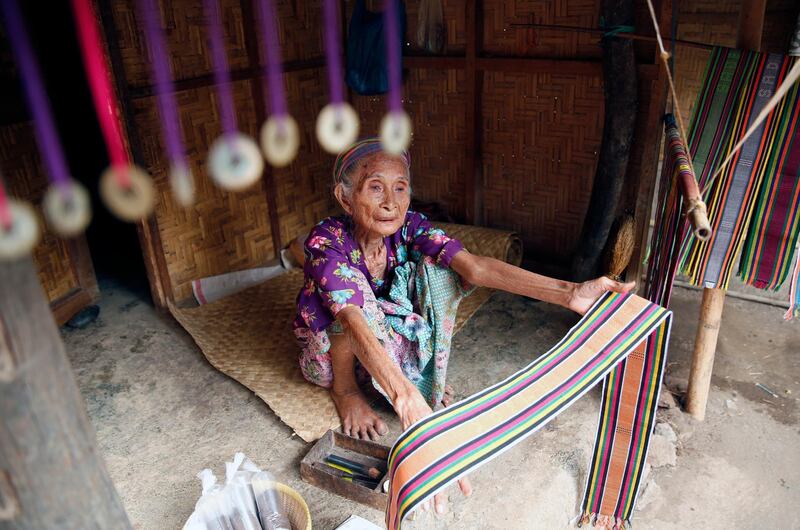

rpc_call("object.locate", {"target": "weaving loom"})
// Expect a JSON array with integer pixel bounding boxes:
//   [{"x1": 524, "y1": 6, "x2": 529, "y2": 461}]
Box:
[
  {"x1": 679, "y1": 48, "x2": 800, "y2": 300},
  {"x1": 385, "y1": 292, "x2": 672, "y2": 529}
]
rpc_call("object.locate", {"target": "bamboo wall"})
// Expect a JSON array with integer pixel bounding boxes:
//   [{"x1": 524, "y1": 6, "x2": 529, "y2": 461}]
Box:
[{"x1": 104, "y1": 0, "x2": 674, "y2": 304}]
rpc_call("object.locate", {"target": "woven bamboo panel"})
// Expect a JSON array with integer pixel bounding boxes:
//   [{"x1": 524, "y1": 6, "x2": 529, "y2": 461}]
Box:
[
  {"x1": 255, "y1": 0, "x2": 325, "y2": 66},
  {"x1": 272, "y1": 67, "x2": 339, "y2": 245},
  {"x1": 109, "y1": 0, "x2": 251, "y2": 88},
  {"x1": 131, "y1": 80, "x2": 274, "y2": 301},
  {"x1": 480, "y1": 70, "x2": 603, "y2": 261},
  {"x1": 351, "y1": 68, "x2": 468, "y2": 221},
  {"x1": 0, "y1": 122, "x2": 78, "y2": 302},
  {"x1": 481, "y1": 0, "x2": 601, "y2": 58}
]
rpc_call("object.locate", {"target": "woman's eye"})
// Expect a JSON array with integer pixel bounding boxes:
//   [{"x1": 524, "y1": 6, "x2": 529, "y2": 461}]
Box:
[
  {"x1": 395, "y1": 186, "x2": 407, "y2": 193},
  {"x1": 370, "y1": 184, "x2": 382, "y2": 192}
]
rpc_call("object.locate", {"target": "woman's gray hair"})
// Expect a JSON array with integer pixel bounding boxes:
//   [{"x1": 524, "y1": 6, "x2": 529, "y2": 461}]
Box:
[{"x1": 335, "y1": 152, "x2": 411, "y2": 199}]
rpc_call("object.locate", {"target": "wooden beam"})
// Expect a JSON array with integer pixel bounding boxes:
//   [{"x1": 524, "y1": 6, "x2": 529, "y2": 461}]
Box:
[
  {"x1": 476, "y1": 57, "x2": 602, "y2": 75},
  {"x1": 685, "y1": 0, "x2": 767, "y2": 421},
  {"x1": 0, "y1": 258, "x2": 131, "y2": 528}
]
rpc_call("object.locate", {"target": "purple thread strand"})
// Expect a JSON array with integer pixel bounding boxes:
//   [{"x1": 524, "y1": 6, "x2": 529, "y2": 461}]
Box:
[
  {"x1": 138, "y1": 0, "x2": 186, "y2": 168},
  {"x1": 323, "y1": 0, "x2": 344, "y2": 104},
  {"x1": 204, "y1": 0, "x2": 237, "y2": 136},
  {"x1": 256, "y1": 0, "x2": 287, "y2": 117},
  {"x1": 383, "y1": 0, "x2": 402, "y2": 112},
  {"x1": 1, "y1": 0, "x2": 71, "y2": 190}
]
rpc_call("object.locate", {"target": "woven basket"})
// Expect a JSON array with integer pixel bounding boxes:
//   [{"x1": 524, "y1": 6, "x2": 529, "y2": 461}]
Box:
[{"x1": 274, "y1": 482, "x2": 312, "y2": 530}]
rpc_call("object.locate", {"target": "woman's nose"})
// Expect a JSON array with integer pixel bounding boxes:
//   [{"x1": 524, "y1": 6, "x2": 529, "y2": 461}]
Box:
[{"x1": 382, "y1": 189, "x2": 397, "y2": 209}]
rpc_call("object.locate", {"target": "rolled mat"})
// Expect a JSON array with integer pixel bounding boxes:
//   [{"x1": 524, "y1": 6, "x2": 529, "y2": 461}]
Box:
[{"x1": 170, "y1": 223, "x2": 522, "y2": 442}]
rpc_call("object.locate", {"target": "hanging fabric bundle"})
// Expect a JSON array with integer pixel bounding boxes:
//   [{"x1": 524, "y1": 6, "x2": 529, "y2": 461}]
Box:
[
  {"x1": 317, "y1": 0, "x2": 360, "y2": 154},
  {"x1": 736, "y1": 62, "x2": 800, "y2": 291},
  {"x1": 679, "y1": 48, "x2": 800, "y2": 290},
  {"x1": 136, "y1": 0, "x2": 195, "y2": 206},
  {"x1": 416, "y1": 0, "x2": 444, "y2": 54},
  {"x1": 379, "y1": 0, "x2": 412, "y2": 155},
  {"x1": 345, "y1": 0, "x2": 406, "y2": 96},
  {"x1": 71, "y1": 0, "x2": 155, "y2": 222},
  {"x1": 385, "y1": 292, "x2": 673, "y2": 529},
  {"x1": 255, "y1": 0, "x2": 300, "y2": 167},
  {"x1": 2, "y1": 0, "x2": 91, "y2": 236},
  {"x1": 203, "y1": 0, "x2": 263, "y2": 191}
]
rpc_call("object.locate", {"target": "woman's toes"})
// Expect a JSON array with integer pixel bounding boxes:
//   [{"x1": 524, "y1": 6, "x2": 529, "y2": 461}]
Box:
[
  {"x1": 375, "y1": 418, "x2": 389, "y2": 435},
  {"x1": 367, "y1": 426, "x2": 379, "y2": 440}
]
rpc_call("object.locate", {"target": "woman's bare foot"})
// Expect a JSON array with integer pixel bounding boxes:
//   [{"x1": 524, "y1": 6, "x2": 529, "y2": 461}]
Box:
[
  {"x1": 441, "y1": 384, "x2": 455, "y2": 407},
  {"x1": 331, "y1": 388, "x2": 388, "y2": 441}
]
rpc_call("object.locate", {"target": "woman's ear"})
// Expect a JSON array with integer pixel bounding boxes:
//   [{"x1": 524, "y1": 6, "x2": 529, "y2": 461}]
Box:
[{"x1": 334, "y1": 183, "x2": 353, "y2": 215}]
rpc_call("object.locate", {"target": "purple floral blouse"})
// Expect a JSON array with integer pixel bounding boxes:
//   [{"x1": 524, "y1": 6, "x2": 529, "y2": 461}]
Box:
[{"x1": 294, "y1": 211, "x2": 465, "y2": 332}]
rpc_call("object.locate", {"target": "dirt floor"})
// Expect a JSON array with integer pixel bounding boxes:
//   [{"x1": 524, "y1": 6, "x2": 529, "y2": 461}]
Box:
[{"x1": 61, "y1": 279, "x2": 800, "y2": 530}]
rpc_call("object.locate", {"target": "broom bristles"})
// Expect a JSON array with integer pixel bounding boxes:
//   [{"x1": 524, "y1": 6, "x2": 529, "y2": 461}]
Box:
[{"x1": 604, "y1": 214, "x2": 636, "y2": 280}]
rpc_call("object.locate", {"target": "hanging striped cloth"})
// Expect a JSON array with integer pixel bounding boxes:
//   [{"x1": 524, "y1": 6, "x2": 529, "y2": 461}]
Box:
[
  {"x1": 384, "y1": 292, "x2": 672, "y2": 529},
  {"x1": 679, "y1": 48, "x2": 800, "y2": 290},
  {"x1": 737, "y1": 59, "x2": 800, "y2": 291}
]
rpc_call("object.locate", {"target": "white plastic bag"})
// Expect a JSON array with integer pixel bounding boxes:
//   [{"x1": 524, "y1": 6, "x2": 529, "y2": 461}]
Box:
[{"x1": 183, "y1": 453, "x2": 290, "y2": 530}]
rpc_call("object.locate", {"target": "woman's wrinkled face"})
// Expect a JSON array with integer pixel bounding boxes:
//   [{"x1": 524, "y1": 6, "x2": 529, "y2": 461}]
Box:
[{"x1": 337, "y1": 153, "x2": 411, "y2": 238}]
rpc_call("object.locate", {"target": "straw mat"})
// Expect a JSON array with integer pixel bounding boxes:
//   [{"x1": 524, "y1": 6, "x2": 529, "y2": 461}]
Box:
[{"x1": 170, "y1": 224, "x2": 522, "y2": 442}]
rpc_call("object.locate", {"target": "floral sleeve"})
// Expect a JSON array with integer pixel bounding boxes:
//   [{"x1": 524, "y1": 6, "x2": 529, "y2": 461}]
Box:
[
  {"x1": 406, "y1": 212, "x2": 465, "y2": 268},
  {"x1": 303, "y1": 225, "x2": 365, "y2": 316}
]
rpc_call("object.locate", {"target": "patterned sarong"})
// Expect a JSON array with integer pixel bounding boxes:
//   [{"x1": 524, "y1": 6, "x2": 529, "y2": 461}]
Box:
[
  {"x1": 385, "y1": 292, "x2": 672, "y2": 529},
  {"x1": 679, "y1": 48, "x2": 800, "y2": 293}
]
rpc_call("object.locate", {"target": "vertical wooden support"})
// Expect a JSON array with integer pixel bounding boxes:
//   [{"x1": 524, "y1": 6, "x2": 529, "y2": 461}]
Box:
[
  {"x1": 0, "y1": 259, "x2": 131, "y2": 529},
  {"x1": 464, "y1": 0, "x2": 483, "y2": 225},
  {"x1": 685, "y1": 0, "x2": 766, "y2": 420}
]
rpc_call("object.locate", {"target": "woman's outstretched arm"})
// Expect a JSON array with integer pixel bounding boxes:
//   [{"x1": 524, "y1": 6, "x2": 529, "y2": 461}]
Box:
[{"x1": 449, "y1": 251, "x2": 635, "y2": 314}]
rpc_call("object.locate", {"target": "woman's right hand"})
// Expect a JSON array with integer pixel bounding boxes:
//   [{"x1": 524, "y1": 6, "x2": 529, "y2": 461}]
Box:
[{"x1": 394, "y1": 387, "x2": 433, "y2": 430}]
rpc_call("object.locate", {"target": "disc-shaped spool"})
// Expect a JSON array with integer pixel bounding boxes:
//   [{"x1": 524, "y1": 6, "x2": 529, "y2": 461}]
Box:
[
  {"x1": 0, "y1": 199, "x2": 40, "y2": 261},
  {"x1": 315, "y1": 103, "x2": 359, "y2": 154},
  {"x1": 169, "y1": 162, "x2": 195, "y2": 207},
  {"x1": 380, "y1": 110, "x2": 412, "y2": 155},
  {"x1": 99, "y1": 165, "x2": 155, "y2": 222},
  {"x1": 43, "y1": 180, "x2": 92, "y2": 237},
  {"x1": 260, "y1": 114, "x2": 300, "y2": 168},
  {"x1": 208, "y1": 133, "x2": 264, "y2": 191}
]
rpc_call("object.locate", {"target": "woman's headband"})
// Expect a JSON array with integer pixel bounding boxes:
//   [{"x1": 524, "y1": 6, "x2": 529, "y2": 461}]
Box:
[{"x1": 332, "y1": 138, "x2": 410, "y2": 186}]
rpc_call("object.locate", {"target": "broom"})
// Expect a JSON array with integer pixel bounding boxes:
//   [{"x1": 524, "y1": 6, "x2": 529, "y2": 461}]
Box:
[{"x1": 603, "y1": 213, "x2": 636, "y2": 281}]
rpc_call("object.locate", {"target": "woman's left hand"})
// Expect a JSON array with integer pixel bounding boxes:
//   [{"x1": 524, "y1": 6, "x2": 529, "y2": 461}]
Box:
[{"x1": 567, "y1": 276, "x2": 636, "y2": 315}]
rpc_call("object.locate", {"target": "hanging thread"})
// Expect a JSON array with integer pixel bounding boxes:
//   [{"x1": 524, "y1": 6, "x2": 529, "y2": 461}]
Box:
[
  {"x1": 256, "y1": 0, "x2": 300, "y2": 167},
  {"x1": 2, "y1": 0, "x2": 91, "y2": 236},
  {"x1": 380, "y1": 0, "x2": 412, "y2": 154},
  {"x1": 137, "y1": 0, "x2": 194, "y2": 205},
  {"x1": 71, "y1": 0, "x2": 155, "y2": 221},
  {"x1": 204, "y1": 0, "x2": 264, "y2": 191},
  {"x1": 317, "y1": 0, "x2": 359, "y2": 154}
]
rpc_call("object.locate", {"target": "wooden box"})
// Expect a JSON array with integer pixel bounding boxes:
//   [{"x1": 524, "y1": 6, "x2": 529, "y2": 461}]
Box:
[{"x1": 300, "y1": 430, "x2": 390, "y2": 510}]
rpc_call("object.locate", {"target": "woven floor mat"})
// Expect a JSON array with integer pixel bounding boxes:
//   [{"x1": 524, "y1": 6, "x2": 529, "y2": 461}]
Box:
[{"x1": 170, "y1": 225, "x2": 521, "y2": 442}]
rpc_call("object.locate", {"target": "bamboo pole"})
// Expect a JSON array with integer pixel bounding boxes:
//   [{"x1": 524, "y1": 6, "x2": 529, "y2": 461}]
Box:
[{"x1": 684, "y1": 0, "x2": 766, "y2": 421}]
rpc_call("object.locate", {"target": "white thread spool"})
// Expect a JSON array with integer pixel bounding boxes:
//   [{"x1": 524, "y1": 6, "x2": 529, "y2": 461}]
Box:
[
  {"x1": 43, "y1": 180, "x2": 91, "y2": 237},
  {"x1": 380, "y1": 110, "x2": 412, "y2": 155},
  {"x1": 169, "y1": 162, "x2": 195, "y2": 207},
  {"x1": 0, "y1": 199, "x2": 40, "y2": 261},
  {"x1": 208, "y1": 133, "x2": 264, "y2": 191},
  {"x1": 316, "y1": 103, "x2": 359, "y2": 154},
  {"x1": 100, "y1": 165, "x2": 156, "y2": 222},
  {"x1": 260, "y1": 114, "x2": 300, "y2": 168}
]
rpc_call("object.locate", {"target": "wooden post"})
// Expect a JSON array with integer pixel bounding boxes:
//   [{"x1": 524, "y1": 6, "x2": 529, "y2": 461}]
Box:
[
  {"x1": 570, "y1": 0, "x2": 638, "y2": 281},
  {"x1": 0, "y1": 258, "x2": 131, "y2": 529},
  {"x1": 684, "y1": 0, "x2": 766, "y2": 420}
]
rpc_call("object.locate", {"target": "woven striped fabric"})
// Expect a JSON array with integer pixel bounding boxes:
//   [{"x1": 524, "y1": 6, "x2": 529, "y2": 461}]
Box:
[
  {"x1": 645, "y1": 115, "x2": 694, "y2": 307},
  {"x1": 737, "y1": 60, "x2": 800, "y2": 291},
  {"x1": 679, "y1": 48, "x2": 782, "y2": 287},
  {"x1": 679, "y1": 48, "x2": 799, "y2": 290},
  {"x1": 385, "y1": 292, "x2": 672, "y2": 529}
]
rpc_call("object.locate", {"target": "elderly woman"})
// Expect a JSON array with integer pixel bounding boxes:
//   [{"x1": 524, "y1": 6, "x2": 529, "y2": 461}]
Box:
[{"x1": 294, "y1": 138, "x2": 633, "y2": 441}]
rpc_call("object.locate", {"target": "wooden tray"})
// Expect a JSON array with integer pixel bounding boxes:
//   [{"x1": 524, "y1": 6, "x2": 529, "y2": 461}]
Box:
[{"x1": 300, "y1": 430, "x2": 390, "y2": 510}]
